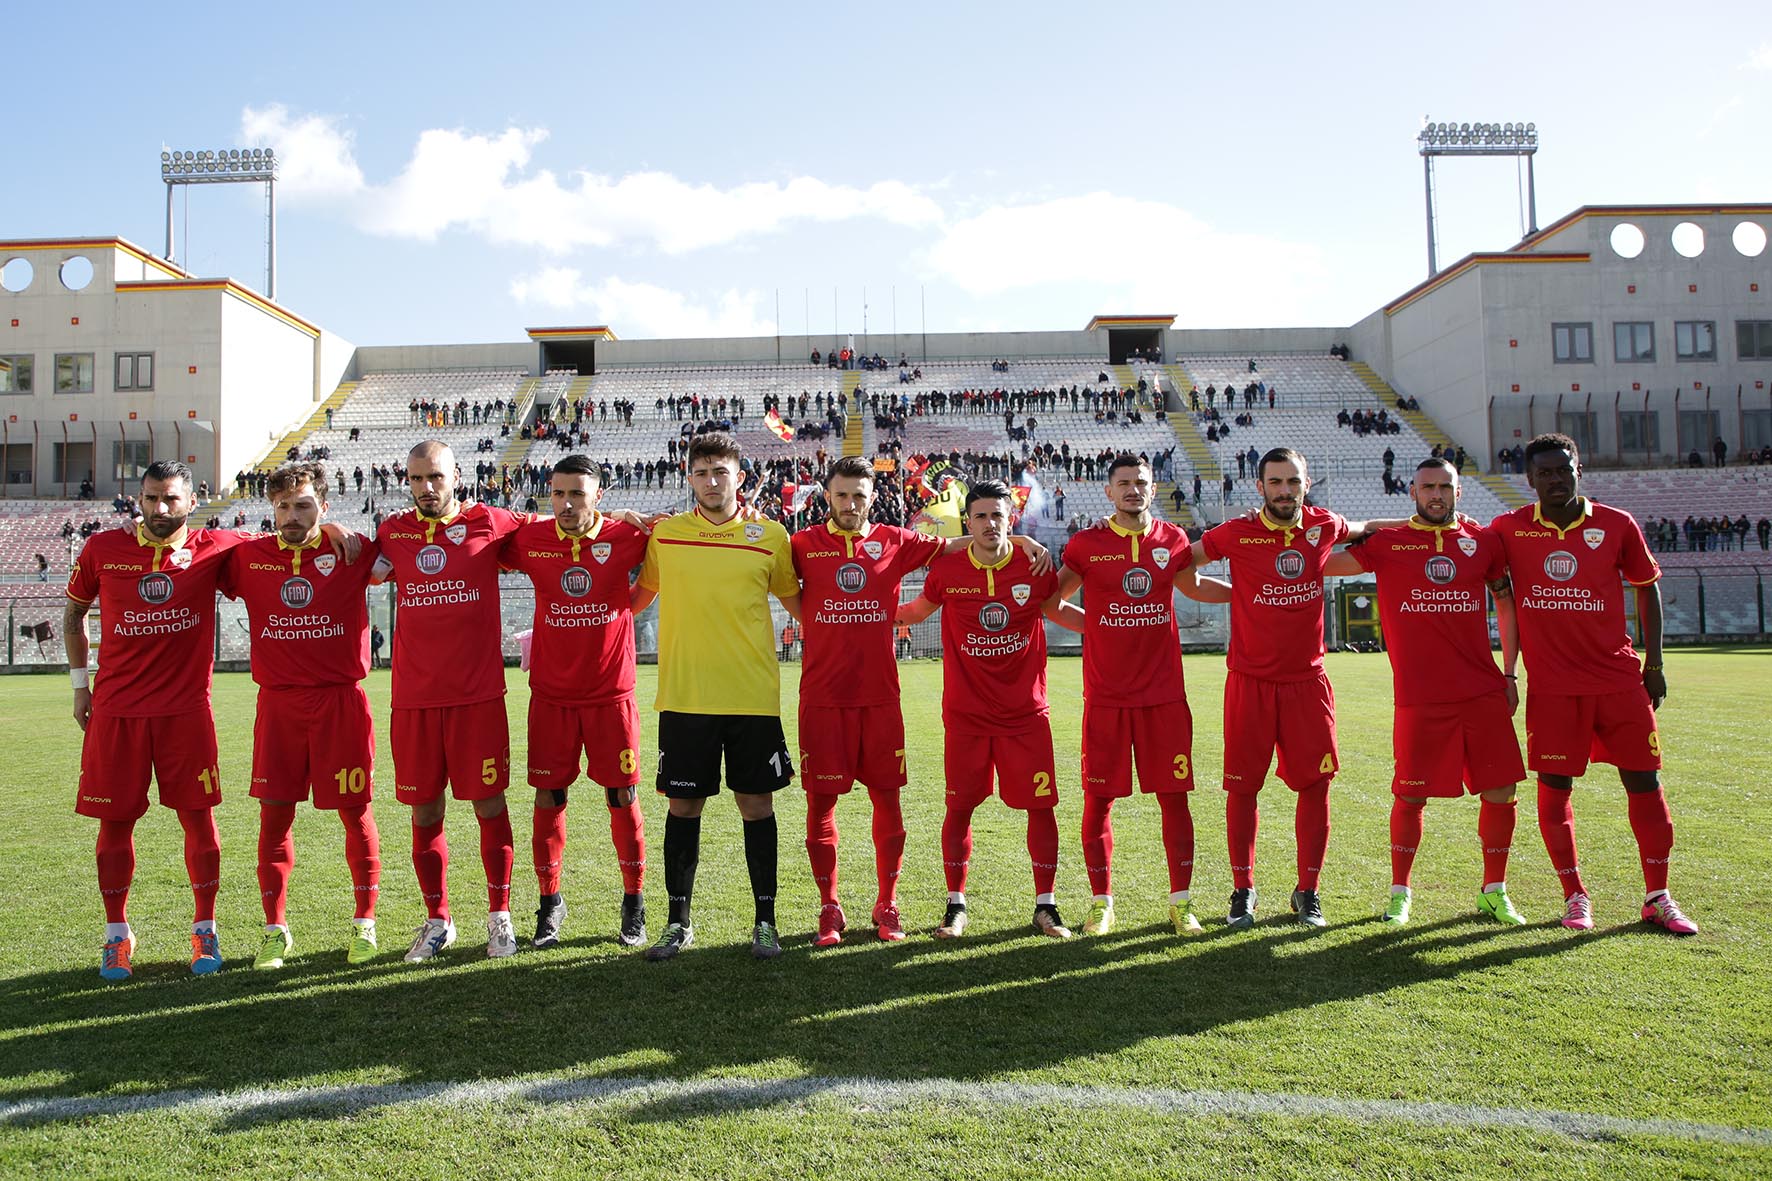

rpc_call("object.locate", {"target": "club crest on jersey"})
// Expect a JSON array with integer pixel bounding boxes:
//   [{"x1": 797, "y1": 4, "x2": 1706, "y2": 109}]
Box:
[
  {"x1": 1544, "y1": 550, "x2": 1578, "y2": 582},
  {"x1": 1011, "y1": 583, "x2": 1032, "y2": 606},
  {"x1": 1123, "y1": 567, "x2": 1153, "y2": 598},
  {"x1": 560, "y1": 566, "x2": 593, "y2": 598},
  {"x1": 313, "y1": 553, "x2": 337, "y2": 577},
  {"x1": 1456, "y1": 536, "x2": 1478, "y2": 558},
  {"x1": 1305, "y1": 526, "x2": 1322, "y2": 546},
  {"x1": 591, "y1": 542, "x2": 612, "y2": 565},
  {"x1": 861, "y1": 540, "x2": 883, "y2": 560},
  {"x1": 1274, "y1": 549, "x2": 1306, "y2": 579},
  {"x1": 979, "y1": 602, "x2": 1011, "y2": 632},
  {"x1": 835, "y1": 562, "x2": 868, "y2": 593},
  {"x1": 416, "y1": 544, "x2": 448, "y2": 576},
  {"x1": 1151, "y1": 546, "x2": 1171, "y2": 569},
  {"x1": 167, "y1": 548, "x2": 193, "y2": 569},
  {"x1": 1424, "y1": 555, "x2": 1457, "y2": 585},
  {"x1": 444, "y1": 523, "x2": 467, "y2": 546},
  {"x1": 137, "y1": 571, "x2": 175, "y2": 604},
  {"x1": 1583, "y1": 528, "x2": 1604, "y2": 550},
  {"x1": 744, "y1": 522, "x2": 765, "y2": 543},
  {"x1": 279, "y1": 576, "x2": 315, "y2": 609}
]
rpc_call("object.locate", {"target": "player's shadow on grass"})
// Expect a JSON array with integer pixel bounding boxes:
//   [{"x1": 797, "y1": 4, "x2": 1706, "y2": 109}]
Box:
[{"x1": 0, "y1": 914, "x2": 1652, "y2": 1127}]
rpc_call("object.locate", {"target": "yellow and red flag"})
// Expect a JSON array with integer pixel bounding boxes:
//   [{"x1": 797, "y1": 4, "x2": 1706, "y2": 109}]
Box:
[{"x1": 764, "y1": 409, "x2": 795, "y2": 442}]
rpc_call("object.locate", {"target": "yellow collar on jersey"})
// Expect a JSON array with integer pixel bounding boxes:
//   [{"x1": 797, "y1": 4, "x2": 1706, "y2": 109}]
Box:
[
  {"x1": 277, "y1": 530, "x2": 325, "y2": 575},
  {"x1": 555, "y1": 513, "x2": 604, "y2": 563},
  {"x1": 1406, "y1": 514, "x2": 1460, "y2": 552},
  {"x1": 825, "y1": 518, "x2": 871, "y2": 558},
  {"x1": 1258, "y1": 508, "x2": 1303, "y2": 545},
  {"x1": 133, "y1": 522, "x2": 187, "y2": 566},
  {"x1": 967, "y1": 542, "x2": 1015, "y2": 596},
  {"x1": 1107, "y1": 515, "x2": 1151, "y2": 561},
  {"x1": 1530, "y1": 498, "x2": 1592, "y2": 539}
]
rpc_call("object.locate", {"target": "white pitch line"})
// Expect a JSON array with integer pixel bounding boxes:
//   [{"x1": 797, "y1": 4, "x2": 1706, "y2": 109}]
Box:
[{"x1": 1, "y1": 1075, "x2": 1767, "y2": 1147}]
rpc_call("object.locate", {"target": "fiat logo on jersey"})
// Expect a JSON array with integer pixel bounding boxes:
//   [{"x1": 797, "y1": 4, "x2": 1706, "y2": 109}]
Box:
[
  {"x1": 279, "y1": 576, "x2": 315, "y2": 609},
  {"x1": 1274, "y1": 549, "x2": 1306, "y2": 579},
  {"x1": 1123, "y1": 567, "x2": 1153, "y2": 598},
  {"x1": 1424, "y1": 555, "x2": 1457, "y2": 586},
  {"x1": 416, "y1": 544, "x2": 448, "y2": 575},
  {"x1": 835, "y1": 562, "x2": 868, "y2": 593},
  {"x1": 979, "y1": 602, "x2": 1011, "y2": 632},
  {"x1": 1544, "y1": 551, "x2": 1579, "y2": 582},
  {"x1": 137, "y1": 572, "x2": 175, "y2": 604},
  {"x1": 561, "y1": 566, "x2": 593, "y2": 598}
]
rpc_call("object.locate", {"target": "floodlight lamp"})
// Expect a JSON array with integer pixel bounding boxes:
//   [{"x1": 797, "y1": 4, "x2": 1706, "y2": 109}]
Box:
[{"x1": 161, "y1": 151, "x2": 171, "y2": 162}]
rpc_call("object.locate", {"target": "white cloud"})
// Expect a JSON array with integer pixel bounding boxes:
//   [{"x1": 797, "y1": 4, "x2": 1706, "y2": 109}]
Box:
[
  {"x1": 509, "y1": 269, "x2": 776, "y2": 338},
  {"x1": 1745, "y1": 42, "x2": 1772, "y2": 70},
  {"x1": 925, "y1": 193, "x2": 1330, "y2": 326},
  {"x1": 239, "y1": 104, "x2": 364, "y2": 199},
  {"x1": 238, "y1": 107, "x2": 941, "y2": 252}
]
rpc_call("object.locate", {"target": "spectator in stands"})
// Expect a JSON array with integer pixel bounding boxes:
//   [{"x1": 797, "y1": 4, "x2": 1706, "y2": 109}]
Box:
[
  {"x1": 1192, "y1": 474, "x2": 1202, "y2": 506},
  {"x1": 1734, "y1": 515, "x2": 1750, "y2": 549},
  {"x1": 370, "y1": 625, "x2": 385, "y2": 670},
  {"x1": 1236, "y1": 451, "x2": 1247, "y2": 479},
  {"x1": 1510, "y1": 443, "x2": 1524, "y2": 472},
  {"x1": 1496, "y1": 447, "x2": 1511, "y2": 474},
  {"x1": 1758, "y1": 517, "x2": 1770, "y2": 550},
  {"x1": 35, "y1": 553, "x2": 49, "y2": 582},
  {"x1": 1713, "y1": 436, "x2": 1729, "y2": 467},
  {"x1": 1688, "y1": 449, "x2": 1705, "y2": 468},
  {"x1": 1221, "y1": 473, "x2": 1234, "y2": 502},
  {"x1": 325, "y1": 408, "x2": 334, "y2": 430}
]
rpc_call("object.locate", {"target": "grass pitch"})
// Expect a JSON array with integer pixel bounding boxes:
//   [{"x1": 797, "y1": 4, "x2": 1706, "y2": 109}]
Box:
[{"x1": 1, "y1": 650, "x2": 1769, "y2": 1179}]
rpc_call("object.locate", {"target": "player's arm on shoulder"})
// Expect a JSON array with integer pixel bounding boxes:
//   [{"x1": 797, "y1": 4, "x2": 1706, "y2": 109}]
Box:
[
  {"x1": 896, "y1": 594, "x2": 939, "y2": 625},
  {"x1": 318, "y1": 520, "x2": 361, "y2": 563},
  {"x1": 64, "y1": 596, "x2": 93, "y2": 730},
  {"x1": 1343, "y1": 516, "x2": 1408, "y2": 542},
  {"x1": 1323, "y1": 550, "x2": 1363, "y2": 577}
]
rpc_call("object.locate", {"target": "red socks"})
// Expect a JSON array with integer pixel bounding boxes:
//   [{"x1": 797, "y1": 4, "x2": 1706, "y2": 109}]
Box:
[
  {"x1": 608, "y1": 799, "x2": 646, "y2": 895},
  {"x1": 1536, "y1": 781, "x2": 1585, "y2": 898},
  {"x1": 805, "y1": 792, "x2": 840, "y2": 906},
  {"x1": 478, "y1": 809, "x2": 514, "y2": 912},
  {"x1": 1478, "y1": 799, "x2": 1516, "y2": 886},
  {"x1": 1080, "y1": 794, "x2": 1114, "y2": 897},
  {"x1": 1389, "y1": 798, "x2": 1424, "y2": 887},
  {"x1": 1026, "y1": 808, "x2": 1060, "y2": 896},
  {"x1": 941, "y1": 798, "x2": 977, "y2": 893},
  {"x1": 257, "y1": 802, "x2": 297, "y2": 925},
  {"x1": 1626, "y1": 788, "x2": 1674, "y2": 896},
  {"x1": 1294, "y1": 779, "x2": 1331, "y2": 892},
  {"x1": 1157, "y1": 791, "x2": 1195, "y2": 894},
  {"x1": 178, "y1": 809, "x2": 221, "y2": 924},
  {"x1": 869, "y1": 787, "x2": 905, "y2": 903},
  {"x1": 532, "y1": 803, "x2": 566, "y2": 896},
  {"x1": 412, "y1": 820, "x2": 450, "y2": 920},
  {"x1": 1226, "y1": 793, "x2": 1259, "y2": 890},
  {"x1": 339, "y1": 804, "x2": 380, "y2": 920},
  {"x1": 95, "y1": 819, "x2": 136, "y2": 924}
]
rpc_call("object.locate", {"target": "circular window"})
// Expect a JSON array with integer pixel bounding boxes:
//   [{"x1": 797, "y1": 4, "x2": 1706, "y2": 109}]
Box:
[
  {"x1": 1609, "y1": 223, "x2": 1646, "y2": 259},
  {"x1": 0, "y1": 257, "x2": 32, "y2": 292},
  {"x1": 1670, "y1": 222, "x2": 1705, "y2": 258},
  {"x1": 1734, "y1": 221, "x2": 1768, "y2": 258},
  {"x1": 59, "y1": 255, "x2": 94, "y2": 291}
]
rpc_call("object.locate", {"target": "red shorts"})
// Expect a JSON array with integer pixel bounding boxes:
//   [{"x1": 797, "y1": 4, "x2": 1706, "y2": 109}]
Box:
[
  {"x1": 798, "y1": 703, "x2": 908, "y2": 795},
  {"x1": 391, "y1": 699, "x2": 511, "y2": 805},
  {"x1": 527, "y1": 695, "x2": 642, "y2": 790},
  {"x1": 944, "y1": 718, "x2": 1058, "y2": 811},
  {"x1": 251, "y1": 684, "x2": 376, "y2": 808},
  {"x1": 1392, "y1": 692, "x2": 1525, "y2": 797},
  {"x1": 1222, "y1": 670, "x2": 1339, "y2": 794},
  {"x1": 77, "y1": 710, "x2": 221, "y2": 821},
  {"x1": 1081, "y1": 699, "x2": 1195, "y2": 798},
  {"x1": 1526, "y1": 686, "x2": 1661, "y2": 776}
]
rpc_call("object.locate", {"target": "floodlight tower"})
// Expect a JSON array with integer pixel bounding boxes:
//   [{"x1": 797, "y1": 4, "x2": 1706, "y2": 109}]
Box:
[
  {"x1": 1417, "y1": 120, "x2": 1538, "y2": 277},
  {"x1": 160, "y1": 148, "x2": 279, "y2": 298}
]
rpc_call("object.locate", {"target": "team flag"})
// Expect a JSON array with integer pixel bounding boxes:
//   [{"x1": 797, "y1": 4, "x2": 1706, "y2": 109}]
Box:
[
  {"x1": 764, "y1": 409, "x2": 795, "y2": 441},
  {"x1": 781, "y1": 483, "x2": 817, "y2": 514},
  {"x1": 1011, "y1": 464, "x2": 1049, "y2": 531},
  {"x1": 912, "y1": 469, "x2": 968, "y2": 537}
]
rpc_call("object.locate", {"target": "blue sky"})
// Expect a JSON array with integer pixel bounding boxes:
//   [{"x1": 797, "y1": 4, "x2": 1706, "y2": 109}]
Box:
[{"x1": 7, "y1": 3, "x2": 1768, "y2": 347}]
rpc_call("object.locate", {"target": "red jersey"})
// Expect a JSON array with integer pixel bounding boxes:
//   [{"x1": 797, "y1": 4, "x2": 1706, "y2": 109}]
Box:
[
  {"x1": 921, "y1": 546, "x2": 1058, "y2": 736},
  {"x1": 1061, "y1": 517, "x2": 1191, "y2": 707},
  {"x1": 499, "y1": 514, "x2": 648, "y2": 706},
  {"x1": 375, "y1": 502, "x2": 531, "y2": 709},
  {"x1": 220, "y1": 532, "x2": 377, "y2": 687},
  {"x1": 1351, "y1": 518, "x2": 1506, "y2": 705},
  {"x1": 1200, "y1": 505, "x2": 1350, "y2": 683},
  {"x1": 67, "y1": 525, "x2": 248, "y2": 717},
  {"x1": 1490, "y1": 499, "x2": 1659, "y2": 695},
  {"x1": 793, "y1": 520, "x2": 943, "y2": 706}
]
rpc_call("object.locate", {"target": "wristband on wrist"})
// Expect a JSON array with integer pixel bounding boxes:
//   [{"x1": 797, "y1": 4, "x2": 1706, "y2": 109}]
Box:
[
  {"x1": 1643, "y1": 663, "x2": 1663, "y2": 673},
  {"x1": 1503, "y1": 674, "x2": 1517, "y2": 680},
  {"x1": 70, "y1": 667, "x2": 89, "y2": 690}
]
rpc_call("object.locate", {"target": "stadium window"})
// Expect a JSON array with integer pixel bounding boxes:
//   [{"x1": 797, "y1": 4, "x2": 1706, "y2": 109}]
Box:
[
  {"x1": 0, "y1": 354, "x2": 33, "y2": 394},
  {"x1": 1613, "y1": 322, "x2": 1655, "y2": 364},
  {"x1": 1557, "y1": 411, "x2": 1598, "y2": 458},
  {"x1": 1551, "y1": 322, "x2": 1592, "y2": 364},
  {"x1": 113, "y1": 439, "x2": 151, "y2": 481},
  {"x1": 1737, "y1": 320, "x2": 1772, "y2": 360},
  {"x1": 115, "y1": 351, "x2": 154, "y2": 391},
  {"x1": 1744, "y1": 409, "x2": 1772, "y2": 454},
  {"x1": 1674, "y1": 322, "x2": 1716, "y2": 362},
  {"x1": 54, "y1": 352, "x2": 94, "y2": 393},
  {"x1": 1619, "y1": 410, "x2": 1660, "y2": 455}
]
